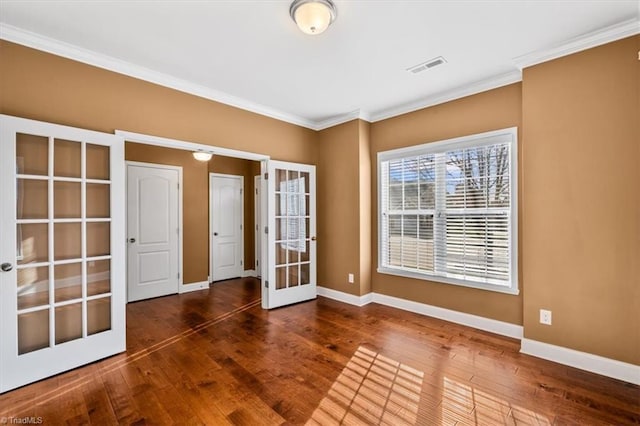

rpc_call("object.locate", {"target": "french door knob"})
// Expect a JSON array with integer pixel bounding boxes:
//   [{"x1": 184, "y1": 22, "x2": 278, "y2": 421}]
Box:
[
  {"x1": 1, "y1": 262, "x2": 13, "y2": 272},
  {"x1": 128, "y1": 238, "x2": 136, "y2": 243}
]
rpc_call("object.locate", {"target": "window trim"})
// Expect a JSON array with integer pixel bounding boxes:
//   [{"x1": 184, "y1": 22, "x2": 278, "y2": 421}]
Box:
[{"x1": 377, "y1": 127, "x2": 519, "y2": 295}]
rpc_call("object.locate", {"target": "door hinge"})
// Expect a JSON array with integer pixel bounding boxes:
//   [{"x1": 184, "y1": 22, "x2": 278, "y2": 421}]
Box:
[
  {"x1": 255, "y1": 188, "x2": 258, "y2": 195},
  {"x1": 177, "y1": 183, "x2": 180, "y2": 190},
  {"x1": 240, "y1": 224, "x2": 242, "y2": 230},
  {"x1": 177, "y1": 272, "x2": 180, "y2": 279},
  {"x1": 264, "y1": 172, "x2": 269, "y2": 180},
  {"x1": 265, "y1": 281, "x2": 269, "y2": 288},
  {"x1": 264, "y1": 226, "x2": 268, "y2": 234},
  {"x1": 256, "y1": 260, "x2": 259, "y2": 267},
  {"x1": 240, "y1": 260, "x2": 243, "y2": 266},
  {"x1": 240, "y1": 188, "x2": 243, "y2": 194}
]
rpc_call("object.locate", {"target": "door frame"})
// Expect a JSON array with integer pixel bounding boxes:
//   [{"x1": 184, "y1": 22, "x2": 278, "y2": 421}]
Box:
[
  {"x1": 115, "y1": 130, "x2": 270, "y2": 300},
  {"x1": 254, "y1": 175, "x2": 262, "y2": 277},
  {"x1": 126, "y1": 161, "x2": 183, "y2": 298},
  {"x1": 209, "y1": 172, "x2": 244, "y2": 282}
]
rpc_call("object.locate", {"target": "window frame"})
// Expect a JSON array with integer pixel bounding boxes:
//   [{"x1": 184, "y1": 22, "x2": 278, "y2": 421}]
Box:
[{"x1": 377, "y1": 127, "x2": 519, "y2": 295}]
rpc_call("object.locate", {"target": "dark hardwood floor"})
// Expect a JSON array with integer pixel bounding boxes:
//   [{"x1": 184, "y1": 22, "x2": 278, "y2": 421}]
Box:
[{"x1": 1, "y1": 277, "x2": 638, "y2": 425}]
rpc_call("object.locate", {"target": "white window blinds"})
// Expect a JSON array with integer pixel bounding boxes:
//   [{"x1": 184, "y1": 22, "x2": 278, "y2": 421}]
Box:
[{"x1": 378, "y1": 128, "x2": 518, "y2": 293}]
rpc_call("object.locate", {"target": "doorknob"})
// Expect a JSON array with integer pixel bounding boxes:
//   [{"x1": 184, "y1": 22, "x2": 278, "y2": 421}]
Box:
[
  {"x1": 213, "y1": 232, "x2": 218, "y2": 236},
  {"x1": 311, "y1": 236, "x2": 317, "y2": 241},
  {"x1": 128, "y1": 238, "x2": 136, "y2": 243},
  {"x1": 1, "y1": 262, "x2": 13, "y2": 272}
]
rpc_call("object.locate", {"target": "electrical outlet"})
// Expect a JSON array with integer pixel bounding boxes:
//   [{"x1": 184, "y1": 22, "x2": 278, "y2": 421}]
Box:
[
  {"x1": 539, "y1": 309, "x2": 552, "y2": 325},
  {"x1": 348, "y1": 273, "x2": 354, "y2": 284}
]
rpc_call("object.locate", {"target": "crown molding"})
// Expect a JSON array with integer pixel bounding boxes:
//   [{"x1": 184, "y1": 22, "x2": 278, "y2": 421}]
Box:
[
  {"x1": 369, "y1": 70, "x2": 522, "y2": 123},
  {"x1": 314, "y1": 109, "x2": 371, "y2": 131},
  {"x1": 0, "y1": 23, "x2": 319, "y2": 130},
  {"x1": 513, "y1": 18, "x2": 640, "y2": 70}
]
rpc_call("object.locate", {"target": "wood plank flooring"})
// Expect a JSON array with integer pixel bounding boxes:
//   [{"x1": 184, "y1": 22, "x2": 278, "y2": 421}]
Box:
[{"x1": 1, "y1": 277, "x2": 638, "y2": 425}]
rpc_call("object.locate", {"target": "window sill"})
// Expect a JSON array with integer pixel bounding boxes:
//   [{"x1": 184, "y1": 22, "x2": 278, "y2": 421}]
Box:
[{"x1": 376, "y1": 267, "x2": 520, "y2": 295}]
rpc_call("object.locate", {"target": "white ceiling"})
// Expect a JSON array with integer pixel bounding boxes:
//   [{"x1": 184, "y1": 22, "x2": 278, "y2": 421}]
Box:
[{"x1": 1, "y1": 1, "x2": 638, "y2": 130}]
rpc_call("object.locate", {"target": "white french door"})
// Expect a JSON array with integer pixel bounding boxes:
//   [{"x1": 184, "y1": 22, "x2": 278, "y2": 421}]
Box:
[
  {"x1": 0, "y1": 115, "x2": 126, "y2": 393},
  {"x1": 263, "y1": 160, "x2": 316, "y2": 309}
]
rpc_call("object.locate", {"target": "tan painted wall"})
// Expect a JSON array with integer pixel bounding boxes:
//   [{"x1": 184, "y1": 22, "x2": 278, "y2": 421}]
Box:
[
  {"x1": 208, "y1": 155, "x2": 261, "y2": 272},
  {"x1": 522, "y1": 35, "x2": 639, "y2": 364},
  {"x1": 317, "y1": 120, "x2": 361, "y2": 295},
  {"x1": 359, "y1": 121, "x2": 372, "y2": 295},
  {"x1": 125, "y1": 143, "x2": 209, "y2": 284},
  {"x1": 1, "y1": 40, "x2": 317, "y2": 286},
  {"x1": 317, "y1": 119, "x2": 372, "y2": 296},
  {"x1": 370, "y1": 83, "x2": 524, "y2": 325},
  {"x1": 0, "y1": 41, "x2": 317, "y2": 164}
]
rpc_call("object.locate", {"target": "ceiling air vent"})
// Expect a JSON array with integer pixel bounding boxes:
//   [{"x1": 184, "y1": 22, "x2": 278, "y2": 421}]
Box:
[{"x1": 407, "y1": 56, "x2": 447, "y2": 74}]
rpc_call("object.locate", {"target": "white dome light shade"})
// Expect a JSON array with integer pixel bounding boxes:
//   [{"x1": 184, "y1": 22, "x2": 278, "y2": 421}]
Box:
[
  {"x1": 290, "y1": 0, "x2": 337, "y2": 35},
  {"x1": 193, "y1": 151, "x2": 213, "y2": 161}
]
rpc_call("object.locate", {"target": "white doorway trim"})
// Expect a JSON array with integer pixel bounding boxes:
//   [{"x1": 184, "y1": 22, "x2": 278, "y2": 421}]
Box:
[
  {"x1": 125, "y1": 161, "x2": 183, "y2": 301},
  {"x1": 115, "y1": 130, "x2": 269, "y2": 162},
  {"x1": 115, "y1": 129, "x2": 270, "y2": 300},
  {"x1": 209, "y1": 173, "x2": 244, "y2": 282},
  {"x1": 254, "y1": 175, "x2": 262, "y2": 277}
]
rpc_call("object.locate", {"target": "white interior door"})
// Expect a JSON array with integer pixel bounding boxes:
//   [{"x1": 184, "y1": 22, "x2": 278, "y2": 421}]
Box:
[
  {"x1": 0, "y1": 114, "x2": 126, "y2": 393},
  {"x1": 210, "y1": 174, "x2": 243, "y2": 281},
  {"x1": 263, "y1": 160, "x2": 316, "y2": 309},
  {"x1": 254, "y1": 175, "x2": 262, "y2": 277},
  {"x1": 126, "y1": 163, "x2": 180, "y2": 302}
]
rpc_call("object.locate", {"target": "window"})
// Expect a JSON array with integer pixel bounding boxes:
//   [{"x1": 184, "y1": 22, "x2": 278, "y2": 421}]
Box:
[{"x1": 378, "y1": 128, "x2": 518, "y2": 294}]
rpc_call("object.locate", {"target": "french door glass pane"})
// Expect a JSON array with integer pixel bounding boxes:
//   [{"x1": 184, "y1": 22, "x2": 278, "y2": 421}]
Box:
[
  {"x1": 17, "y1": 266, "x2": 49, "y2": 310},
  {"x1": 54, "y1": 181, "x2": 81, "y2": 218},
  {"x1": 54, "y1": 223, "x2": 81, "y2": 260},
  {"x1": 54, "y1": 139, "x2": 81, "y2": 178},
  {"x1": 86, "y1": 144, "x2": 110, "y2": 180},
  {"x1": 86, "y1": 183, "x2": 110, "y2": 218},
  {"x1": 16, "y1": 133, "x2": 48, "y2": 175},
  {"x1": 18, "y1": 310, "x2": 50, "y2": 354},
  {"x1": 87, "y1": 222, "x2": 110, "y2": 257},
  {"x1": 276, "y1": 266, "x2": 286, "y2": 289},
  {"x1": 300, "y1": 263, "x2": 310, "y2": 285},
  {"x1": 55, "y1": 303, "x2": 82, "y2": 345},
  {"x1": 87, "y1": 259, "x2": 110, "y2": 296},
  {"x1": 54, "y1": 262, "x2": 82, "y2": 302},
  {"x1": 17, "y1": 223, "x2": 48, "y2": 265},
  {"x1": 88, "y1": 298, "x2": 111, "y2": 335},
  {"x1": 288, "y1": 265, "x2": 299, "y2": 287},
  {"x1": 17, "y1": 179, "x2": 48, "y2": 219}
]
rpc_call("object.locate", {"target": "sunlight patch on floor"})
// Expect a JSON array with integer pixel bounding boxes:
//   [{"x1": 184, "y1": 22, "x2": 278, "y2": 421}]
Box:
[
  {"x1": 306, "y1": 346, "x2": 424, "y2": 425},
  {"x1": 442, "y1": 377, "x2": 551, "y2": 425}
]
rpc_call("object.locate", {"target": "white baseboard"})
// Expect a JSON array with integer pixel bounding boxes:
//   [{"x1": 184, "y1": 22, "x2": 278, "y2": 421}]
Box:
[
  {"x1": 315, "y1": 287, "x2": 638, "y2": 384},
  {"x1": 179, "y1": 281, "x2": 209, "y2": 294},
  {"x1": 317, "y1": 286, "x2": 373, "y2": 307},
  {"x1": 521, "y1": 338, "x2": 640, "y2": 386},
  {"x1": 371, "y1": 293, "x2": 523, "y2": 339},
  {"x1": 242, "y1": 269, "x2": 257, "y2": 278}
]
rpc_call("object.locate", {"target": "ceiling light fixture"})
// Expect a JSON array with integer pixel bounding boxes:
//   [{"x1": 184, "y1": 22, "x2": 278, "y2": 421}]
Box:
[
  {"x1": 290, "y1": 0, "x2": 337, "y2": 36},
  {"x1": 193, "y1": 150, "x2": 213, "y2": 162}
]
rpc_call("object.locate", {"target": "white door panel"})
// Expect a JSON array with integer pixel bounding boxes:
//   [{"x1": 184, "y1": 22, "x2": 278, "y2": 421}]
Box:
[
  {"x1": 127, "y1": 164, "x2": 180, "y2": 302},
  {"x1": 210, "y1": 174, "x2": 243, "y2": 282},
  {"x1": 0, "y1": 114, "x2": 126, "y2": 393},
  {"x1": 264, "y1": 161, "x2": 316, "y2": 309}
]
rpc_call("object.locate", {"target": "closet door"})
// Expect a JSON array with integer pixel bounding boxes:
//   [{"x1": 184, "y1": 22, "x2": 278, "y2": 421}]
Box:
[{"x1": 0, "y1": 115, "x2": 125, "y2": 393}]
